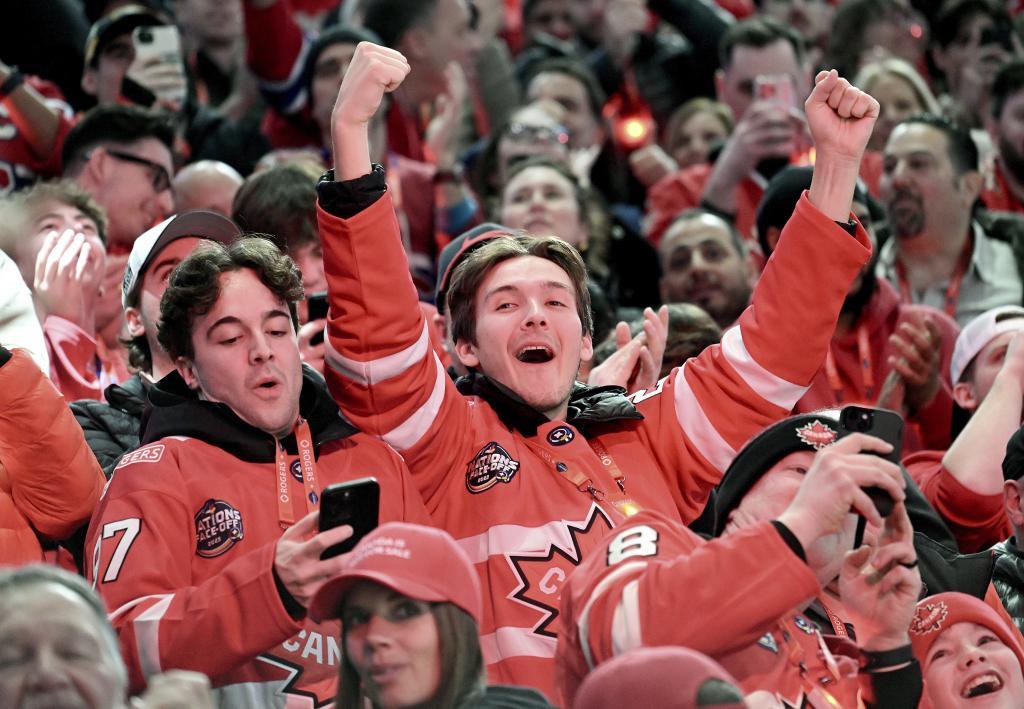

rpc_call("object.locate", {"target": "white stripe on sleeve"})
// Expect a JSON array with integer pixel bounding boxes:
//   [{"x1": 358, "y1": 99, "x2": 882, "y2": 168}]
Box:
[
  {"x1": 720, "y1": 326, "x2": 807, "y2": 409},
  {"x1": 381, "y1": 355, "x2": 447, "y2": 451},
  {"x1": 673, "y1": 366, "x2": 737, "y2": 472},
  {"x1": 131, "y1": 594, "x2": 174, "y2": 679},
  {"x1": 610, "y1": 579, "x2": 643, "y2": 657},
  {"x1": 325, "y1": 321, "x2": 431, "y2": 385}
]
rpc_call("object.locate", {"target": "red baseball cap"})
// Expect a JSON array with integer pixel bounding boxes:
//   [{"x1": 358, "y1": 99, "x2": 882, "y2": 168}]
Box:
[
  {"x1": 572, "y1": 646, "x2": 746, "y2": 709},
  {"x1": 308, "y1": 522, "x2": 482, "y2": 624}
]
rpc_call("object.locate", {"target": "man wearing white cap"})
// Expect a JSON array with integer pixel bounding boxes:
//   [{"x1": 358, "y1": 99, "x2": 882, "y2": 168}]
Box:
[
  {"x1": 70, "y1": 210, "x2": 240, "y2": 475},
  {"x1": 903, "y1": 305, "x2": 1024, "y2": 553}
]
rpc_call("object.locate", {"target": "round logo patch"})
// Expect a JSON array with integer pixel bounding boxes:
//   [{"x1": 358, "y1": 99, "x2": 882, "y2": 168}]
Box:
[
  {"x1": 289, "y1": 459, "x2": 303, "y2": 482},
  {"x1": 910, "y1": 601, "x2": 949, "y2": 636},
  {"x1": 547, "y1": 426, "x2": 575, "y2": 446},
  {"x1": 466, "y1": 442, "x2": 521, "y2": 493},
  {"x1": 195, "y1": 499, "x2": 244, "y2": 558}
]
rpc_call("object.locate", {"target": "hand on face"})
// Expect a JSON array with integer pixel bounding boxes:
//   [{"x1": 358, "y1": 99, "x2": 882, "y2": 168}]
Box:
[
  {"x1": 713, "y1": 101, "x2": 798, "y2": 185},
  {"x1": 805, "y1": 70, "x2": 880, "y2": 165},
  {"x1": 32, "y1": 229, "x2": 106, "y2": 331},
  {"x1": 838, "y1": 502, "x2": 920, "y2": 651}
]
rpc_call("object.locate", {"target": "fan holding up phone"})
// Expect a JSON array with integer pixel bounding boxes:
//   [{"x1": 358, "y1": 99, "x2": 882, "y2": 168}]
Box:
[{"x1": 126, "y1": 25, "x2": 188, "y2": 112}]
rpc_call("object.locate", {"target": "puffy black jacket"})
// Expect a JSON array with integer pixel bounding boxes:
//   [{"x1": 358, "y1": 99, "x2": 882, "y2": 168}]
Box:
[
  {"x1": 69, "y1": 373, "x2": 148, "y2": 477},
  {"x1": 993, "y1": 537, "x2": 1024, "y2": 634}
]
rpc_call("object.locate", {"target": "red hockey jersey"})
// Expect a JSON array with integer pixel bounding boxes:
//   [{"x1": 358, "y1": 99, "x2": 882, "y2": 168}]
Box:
[
  {"x1": 86, "y1": 372, "x2": 430, "y2": 707},
  {"x1": 556, "y1": 510, "x2": 864, "y2": 708},
  {"x1": 317, "y1": 175, "x2": 870, "y2": 698}
]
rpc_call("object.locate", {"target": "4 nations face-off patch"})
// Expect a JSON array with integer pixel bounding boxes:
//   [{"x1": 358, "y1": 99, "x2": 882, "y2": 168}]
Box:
[
  {"x1": 466, "y1": 441, "x2": 521, "y2": 493},
  {"x1": 194, "y1": 499, "x2": 244, "y2": 558}
]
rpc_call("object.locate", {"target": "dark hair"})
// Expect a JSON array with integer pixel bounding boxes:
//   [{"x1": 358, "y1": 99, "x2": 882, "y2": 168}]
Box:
[
  {"x1": 522, "y1": 56, "x2": 607, "y2": 122},
  {"x1": 661, "y1": 98, "x2": 733, "y2": 152},
  {"x1": 895, "y1": 113, "x2": 980, "y2": 174},
  {"x1": 61, "y1": 105, "x2": 176, "y2": 177},
  {"x1": 718, "y1": 16, "x2": 804, "y2": 70},
  {"x1": 337, "y1": 602, "x2": 484, "y2": 709},
  {"x1": 991, "y1": 60, "x2": 1024, "y2": 119},
  {"x1": 591, "y1": 303, "x2": 721, "y2": 378},
  {"x1": 232, "y1": 165, "x2": 319, "y2": 253},
  {"x1": 501, "y1": 155, "x2": 610, "y2": 278},
  {"x1": 447, "y1": 235, "x2": 593, "y2": 345},
  {"x1": 933, "y1": 0, "x2": 1009, "y2": 48},
  {"x1": 360, "y1": 0, "x2": 440, "y2": 49},
  {"x1": 825, "y1": 0, "x2": 906, "y2": 79},
  {"x1": 157, "y1": 237, "x2": 304, "y2": 361},
  {"x1": 662, "y1": 208, "x2": 747, "y2": 260},
  {"x1": 0, "y1": 179, "x2": 109, "y2": 250},
  {"x1": 304, "y1": 24, "x2": 382, "y2": 96}
]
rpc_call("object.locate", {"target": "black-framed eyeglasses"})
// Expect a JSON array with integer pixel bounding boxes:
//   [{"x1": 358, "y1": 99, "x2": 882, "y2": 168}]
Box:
[{"x1": 104, "y1": 149, "x2": 172, "y2": 192}]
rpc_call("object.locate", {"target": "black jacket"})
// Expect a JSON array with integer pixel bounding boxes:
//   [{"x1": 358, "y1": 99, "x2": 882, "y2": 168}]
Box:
[
  {"x1": 993, "y1": 537, "x2": 1024, "y2": 634},
  {"x1": 70, "y1": 373, "x2": 150, "y2": 478}
]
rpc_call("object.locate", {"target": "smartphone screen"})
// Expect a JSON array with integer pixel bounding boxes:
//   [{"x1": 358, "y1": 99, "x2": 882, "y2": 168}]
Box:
[{"x1": 318, "y1": 477, "x2": 380, "y2": 559}]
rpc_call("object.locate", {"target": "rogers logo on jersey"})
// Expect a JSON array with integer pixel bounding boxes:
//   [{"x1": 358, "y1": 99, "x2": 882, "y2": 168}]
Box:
[
  {"x1": 194, "y1": 499, "x2": 244, "y2": 558},
  {"x1": 466, "y1": 441, "x2": 520, "y2": 493},
  {"x1": 115, "y1": 443, "x2": 165, "y2": 469}
]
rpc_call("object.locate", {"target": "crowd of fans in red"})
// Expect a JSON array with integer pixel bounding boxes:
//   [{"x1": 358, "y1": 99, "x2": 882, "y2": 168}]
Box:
[{"x1": 8, "y1": 0, "x2": 1024, "y2": 707}]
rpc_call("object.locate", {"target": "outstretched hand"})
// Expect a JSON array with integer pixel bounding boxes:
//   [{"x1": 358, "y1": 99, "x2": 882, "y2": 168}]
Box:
[{"x1": 805, "y1": 69, "x2": 879, "y2": 165}]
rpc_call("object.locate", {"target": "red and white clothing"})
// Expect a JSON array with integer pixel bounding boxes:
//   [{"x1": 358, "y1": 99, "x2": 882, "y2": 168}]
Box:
[
  {"x1": 794, "y1": 278, "x2": 959, "y2": 454},
  {"x1": 0, "y1": 76, "x2": 74, "y2": 194},
  {"x1": 43, "y1": 316, "x2": 129, "y2": 402},
  {"x1": 87, "y1": 370, "x2": 430, "y2": 706},
  {"x1": 555, "y1": 510, "x2": 868, "y2": 708},
  {"x1": 317, "y1": 167, "x2": 870, "y2": 698}
]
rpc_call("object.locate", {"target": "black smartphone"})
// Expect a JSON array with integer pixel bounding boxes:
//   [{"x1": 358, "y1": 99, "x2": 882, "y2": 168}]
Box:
[
  {"x1": 837, "y1": 406, "x2": 904, "y2": 517},
  {"x1": 318, "y1": 477, "x2": 380, "y2": 559},
  {"x1": 305, "y1": 292, "x2": 329, "y2": 346}
]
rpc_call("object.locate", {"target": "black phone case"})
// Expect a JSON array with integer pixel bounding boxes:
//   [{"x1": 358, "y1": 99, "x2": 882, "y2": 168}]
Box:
[
  {"x1": 318, "y1": 477, "x2": 379, "y2": 559},
  {"x1": 837, "y1": 406, "x2": 904, "y2": 517}
]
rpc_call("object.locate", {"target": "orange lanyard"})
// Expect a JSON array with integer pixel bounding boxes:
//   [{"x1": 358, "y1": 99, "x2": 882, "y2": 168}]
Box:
[
  {"x1": 523, "y1": 436, "x2": 640, "y2": 517},
  {"x1": 896, "y1": 236, "x2": 973, "y2": 319},
  {"x1": 275, "y1": 418, "x2": 320, "y2": 529},
  {"x1": 824, "y1": 324, "x2": 874, "y2": 404},
  {"x1": 817, "y1": 598, "x2": 849, "y2": 639}
]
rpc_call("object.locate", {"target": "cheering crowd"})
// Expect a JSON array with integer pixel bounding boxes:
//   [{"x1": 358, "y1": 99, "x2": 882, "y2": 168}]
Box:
[{"x1": 7, "y1": 0, "x2": 1024, "y2": 707}]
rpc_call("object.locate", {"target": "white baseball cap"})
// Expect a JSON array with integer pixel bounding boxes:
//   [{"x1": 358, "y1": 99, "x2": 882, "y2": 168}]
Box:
[
  {"x1": 950, "y1": 305, "x2": 1024, "y2": 383},
  {"x1": 122, "y1": 210, "x2": 240, "y2": 308}
]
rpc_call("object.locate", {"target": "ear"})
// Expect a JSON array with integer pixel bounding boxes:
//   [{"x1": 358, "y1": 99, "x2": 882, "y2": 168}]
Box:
[
  {"x1": 714, "y1": 69, "x2": 726, "y2": 101},
  {"x1": 81, "y1": 68, "x2": 98, "y2": 97},
  {"x1": 580, "y1": 332, "x2": 594, "y2": 362},
  {"x1": 454, "y1": 338, "x2": 480, "y2": 369},
  {"x1": 985, "y1": 114, "x2": 1000, "y2": 143},
  {"x1": 176, "y1": 356, "x2": 201, "y2": 390},
  {"x1": 1005, "y1": 480, "x2": 1024, "y2": 527},
  {"x1": 124, "y1": 306, "x2": 146, "y2": 339},
  {"x1": 743, "y1": 249, "x2": 760, "y2": 288},
  {"x1": 952, "y1": 380, "x2": 979, "y2": 410},
  {"x1": 931, "y1": 45, "x2": 951, "y2": 78},
  {"x1": 959, "y1": 169, "x2": 983, "y2": 204}
]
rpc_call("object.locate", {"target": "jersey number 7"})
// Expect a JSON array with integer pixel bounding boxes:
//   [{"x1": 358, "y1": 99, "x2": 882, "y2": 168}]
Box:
[{"x1": 91, "y1": 518, "x2": 142, "y2": 587}]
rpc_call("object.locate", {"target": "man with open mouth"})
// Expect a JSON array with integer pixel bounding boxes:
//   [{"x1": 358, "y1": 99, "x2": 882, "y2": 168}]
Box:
[{"x1": 318, "y1": 42, "x2": 877, "y2": 701}]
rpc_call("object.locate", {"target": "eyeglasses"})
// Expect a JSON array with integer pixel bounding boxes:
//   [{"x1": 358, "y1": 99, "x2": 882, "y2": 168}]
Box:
[
  {"x1": 103, "y1": 149, "x2": 172, "y2": 192},
  {"x1": 505, "y1": 122, "x2": 570, "y2": 146}
]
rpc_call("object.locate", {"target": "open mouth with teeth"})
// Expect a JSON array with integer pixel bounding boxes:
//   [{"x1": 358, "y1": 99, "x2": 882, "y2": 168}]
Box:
[
  {"x1": 517, "y1": 346, "x2": 555, "y2": 363},
  {"x1": 962, "y1": 673, "x2": 1003, "y2": 699}
]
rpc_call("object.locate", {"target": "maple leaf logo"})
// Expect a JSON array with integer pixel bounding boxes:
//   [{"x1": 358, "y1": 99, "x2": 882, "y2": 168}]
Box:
[
  {"x1": 910, "y1": 601, "x2": 949, "y2": 636},
  {"x1": 506, "y1": 504, "x2": 614, "y2": 638},
  {"x1": 795, "y1": 420, "x2": 837, "y2": 450}
]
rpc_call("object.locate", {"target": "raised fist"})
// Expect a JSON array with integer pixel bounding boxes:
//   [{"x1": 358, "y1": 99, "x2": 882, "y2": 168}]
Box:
[{"x1": 805, "y1": 69, "x2": 879, "y2": 165}]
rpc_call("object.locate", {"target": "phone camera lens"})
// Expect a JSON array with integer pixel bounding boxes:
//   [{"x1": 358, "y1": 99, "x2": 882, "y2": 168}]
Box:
[{"x1": 137, "y1": 28, "x2": 154, "y2": 43}]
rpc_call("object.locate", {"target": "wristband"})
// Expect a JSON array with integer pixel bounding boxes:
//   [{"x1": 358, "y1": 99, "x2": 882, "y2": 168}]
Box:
[
  {"x1": 860, "y1": 643, "x2": 914, "y2": 672},
  {"x1": 0, "y1": 68, "x2": 25, "y2": 100}
]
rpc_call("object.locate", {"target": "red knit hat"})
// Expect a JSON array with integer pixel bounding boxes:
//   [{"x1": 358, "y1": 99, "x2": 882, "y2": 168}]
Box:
[
  {"x1": 308, "y1": 522, "x2": 482, "y2": 624},
  {"x1": 572, "y1": 647, "x2": 746, "y2": 709},
  {"x1": 910, "y1": 592, "x2": 1024, "y2": 693}
]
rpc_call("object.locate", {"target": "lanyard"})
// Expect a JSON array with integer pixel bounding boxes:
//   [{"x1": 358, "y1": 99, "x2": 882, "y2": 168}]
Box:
[
  {"x1": 816, "y1": 598, "x2": 849, "y2": 639},
  {"x1": 896, "y1": 235, "x2": 973, "y2": 319},
  {"x1": 823, "y1": 324, "x2": 874, "y2": 404},
  {"x1": 275, "y1": 418, "x2": 320, "y2": 529},
  {"x1": 523, "y1": 435, "x2": 640, "y2": 518}
]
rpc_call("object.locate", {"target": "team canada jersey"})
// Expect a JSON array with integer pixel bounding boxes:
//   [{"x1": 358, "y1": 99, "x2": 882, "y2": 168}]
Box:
[
  {"x1": 317, "y1": 172, "x2": 870, "y2": 698},
  {"x1": 0, "y1": 76, "x2": 74, "y2": 193},
  {"x1": 556, "y1": 510, "x2": 871, "y2": 708},
  {"x1": 86, "y1": 421, "x2": 429, "y2": 707}
]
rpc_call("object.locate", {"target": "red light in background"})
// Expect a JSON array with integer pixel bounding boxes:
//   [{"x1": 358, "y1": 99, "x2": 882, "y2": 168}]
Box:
[{"x1": 910, "y1": 23, "x2": 923, "y2": 39}]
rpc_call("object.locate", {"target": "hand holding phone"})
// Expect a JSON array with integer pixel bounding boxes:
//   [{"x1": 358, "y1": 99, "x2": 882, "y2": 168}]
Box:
[
  {"x1": 318, "y1": 477, "x2": 380, "y2": 559},
  {"x1": 837, "y1": 406, "x2": 904, "y2": 517}
]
